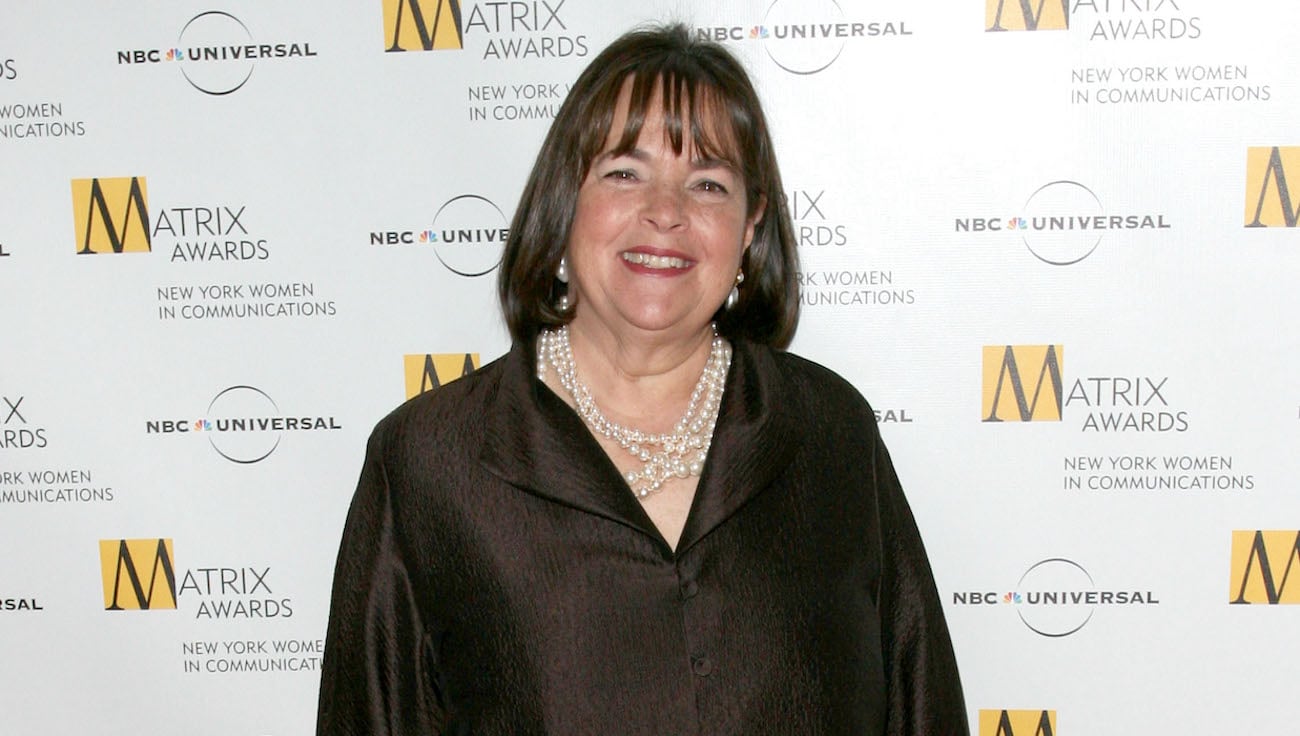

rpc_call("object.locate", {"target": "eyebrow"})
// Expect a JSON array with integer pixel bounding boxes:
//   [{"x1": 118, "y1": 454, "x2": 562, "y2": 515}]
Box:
[{"x1": 596, "y1": 148, "x2": 738, "y2": 172}]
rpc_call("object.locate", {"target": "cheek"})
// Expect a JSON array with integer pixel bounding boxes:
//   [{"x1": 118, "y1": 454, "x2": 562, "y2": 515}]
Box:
[
  {"x1": 570, "y1": 191, "x2": 624, "y2": 244},
  {"x1": 701, "y1": 209, "x2": 753, "y2": 255}
]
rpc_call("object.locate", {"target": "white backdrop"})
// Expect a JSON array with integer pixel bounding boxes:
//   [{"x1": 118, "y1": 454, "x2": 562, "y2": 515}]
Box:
[{"x1": 2, "y1": 1, "x2": 1298, "y2": 733}]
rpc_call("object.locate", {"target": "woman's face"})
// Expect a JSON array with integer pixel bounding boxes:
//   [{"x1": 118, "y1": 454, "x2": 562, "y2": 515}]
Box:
[{"x1": 564, "y1": 85, "x2": 760, "y2": 346}]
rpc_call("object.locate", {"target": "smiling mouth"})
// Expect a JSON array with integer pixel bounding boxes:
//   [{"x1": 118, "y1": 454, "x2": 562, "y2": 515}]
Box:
[{"x1": 621, "y1": 252, "x2": 692, "y2": 270}]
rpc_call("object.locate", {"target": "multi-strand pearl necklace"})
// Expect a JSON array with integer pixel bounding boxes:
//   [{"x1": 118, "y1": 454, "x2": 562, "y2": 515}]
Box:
[{"x1": 537, "y1": 325, "x2": 732, "y2": 498}]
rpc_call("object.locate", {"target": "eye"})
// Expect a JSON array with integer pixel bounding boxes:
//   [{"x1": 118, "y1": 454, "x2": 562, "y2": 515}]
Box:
[
  {"x1": 603, "y1": 169, "x2": 637, "y2": 181},
  {"x1": 695, "y1": 179, "x2": 729, "y2": 194}
]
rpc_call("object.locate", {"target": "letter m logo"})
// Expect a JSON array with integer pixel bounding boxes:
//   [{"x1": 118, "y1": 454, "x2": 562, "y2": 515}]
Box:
[
  {"x1": 383, "y1": 0, "x2": 463, "y2": 51},
  {"x1": 979, "y1": 709, "x2": 1057, "y2": 736},
  {"x1": 982, "y1": 345, "x2": 1063, "y2": 422},
  {"x1": 404, "y1": 353, "x2": 480, "y2": 399},
  {"x1": 1230, "y1": 530, "x2": 1300, "y2": 604},
  {"x1": 71, "y1": 176, "x2": 151, "y2": 254},
  {"x1": 1245, "y1": 146, "x2": 1300, "y2": 228},
  {"x1": 986, "y1": 0, "x2": 1069, "y2": 32},
  {"x1": 99, "y1": 538, "x2": 177, "y2": 611}
]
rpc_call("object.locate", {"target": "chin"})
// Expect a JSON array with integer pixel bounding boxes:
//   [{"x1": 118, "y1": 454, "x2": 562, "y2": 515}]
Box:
[{"x1": 621, "y1": 309, "x2": 717, "y2": 337}]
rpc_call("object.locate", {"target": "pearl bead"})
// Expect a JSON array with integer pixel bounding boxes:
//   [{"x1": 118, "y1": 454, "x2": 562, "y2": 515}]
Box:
[{"x1": 537, "y1": 325, "x2": 731, "y2": 499}]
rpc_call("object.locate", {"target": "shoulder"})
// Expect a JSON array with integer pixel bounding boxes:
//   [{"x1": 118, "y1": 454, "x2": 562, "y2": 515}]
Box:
[
  {"x1": 733, "y1": 340, "x2": 882, "y2": 445},
  {"x1": 772, "y1": 349, "x2": 861, "y2": 395},
  {"x1": 763, "y1": 345, "x2": 888, "y2": 452},
  {"x1": 767, "y1": 346, "x2": 877, "y2": 419},
  {"x1": 369, "y1": 348, "x2": 513, "y2": 455}
]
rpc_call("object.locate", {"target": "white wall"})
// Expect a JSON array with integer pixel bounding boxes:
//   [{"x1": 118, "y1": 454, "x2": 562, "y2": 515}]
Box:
[{"x1": 2, "y1": 1, "x2": 1297, "y2": 733}]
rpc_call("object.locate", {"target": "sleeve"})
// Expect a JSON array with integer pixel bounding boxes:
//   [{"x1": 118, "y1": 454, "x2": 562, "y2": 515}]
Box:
[
  {"x1": 870, "y1": 426, "x2": 970, "y2": 736},
  {"x1": 317, "y1": 422, "x2": 445, "y2": 735}
]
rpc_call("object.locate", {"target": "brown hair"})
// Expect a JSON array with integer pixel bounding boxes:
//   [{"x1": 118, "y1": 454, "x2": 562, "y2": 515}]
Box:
[{"x1": 497, "y1": 23, "x2": 799, "y2": 348}]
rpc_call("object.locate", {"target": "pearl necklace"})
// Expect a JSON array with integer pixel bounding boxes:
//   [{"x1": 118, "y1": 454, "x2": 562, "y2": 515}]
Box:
[{"x1": 537, "y1": 325, "x2": 732, "y2": 498}]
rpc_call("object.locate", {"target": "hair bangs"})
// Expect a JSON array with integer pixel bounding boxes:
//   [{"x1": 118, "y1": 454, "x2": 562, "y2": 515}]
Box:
[{"x1": 593, "y1": 67, "x2": 741, "y2": 175}]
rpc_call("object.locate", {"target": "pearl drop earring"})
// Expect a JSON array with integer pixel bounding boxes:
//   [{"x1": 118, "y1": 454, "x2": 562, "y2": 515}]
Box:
[{"x1": 725, "y1": 270, "x2": 744, "y2": 310}]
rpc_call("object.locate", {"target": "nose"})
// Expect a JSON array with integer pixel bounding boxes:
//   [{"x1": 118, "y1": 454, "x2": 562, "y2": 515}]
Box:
[{"x1": 641, "y1": 183, "x2": 686, "y2": 232}]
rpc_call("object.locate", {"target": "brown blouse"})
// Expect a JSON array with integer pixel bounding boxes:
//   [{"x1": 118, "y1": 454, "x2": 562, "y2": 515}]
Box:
[{"x1": 317, "y1": 340, "x2": 967, "y2": 735}]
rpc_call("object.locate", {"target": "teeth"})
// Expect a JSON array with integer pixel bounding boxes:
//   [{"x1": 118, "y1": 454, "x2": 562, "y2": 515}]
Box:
[{"x1": 622, "y1": 252, "x2": 689, "y2": 269}]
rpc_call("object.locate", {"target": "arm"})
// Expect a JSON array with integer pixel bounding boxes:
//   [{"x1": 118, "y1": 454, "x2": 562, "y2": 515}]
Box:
[
  {"x1": 317, "y1": 424, "x2": 444, "y2": 735},
  {"x1": 871, "y1": 428, "x2": 970, "y2": 736}
]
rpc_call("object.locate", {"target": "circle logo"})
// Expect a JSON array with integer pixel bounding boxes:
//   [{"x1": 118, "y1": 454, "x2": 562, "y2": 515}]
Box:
[
  {"x1": 1019, "y1": 180, "x2": 1104, "y2": 266},
  {"x1": 1015, "y1": 558, "x2": 1096, "y2": 638},
  {"x1": 204, "y1": 385, "x2": 280, "y2": 464},
  {"x1": 430, "y1": 194, "x2": 508, "y2": 277},
  {"x1": 763, "y1": 0, "x2": 848, "y2": 75},
  {"x1": 177, "y1": 11, "x2": 255, "y2": 96}
]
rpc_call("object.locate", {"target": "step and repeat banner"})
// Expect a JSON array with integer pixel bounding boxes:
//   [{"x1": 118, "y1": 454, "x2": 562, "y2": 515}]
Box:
[{"x1": 2, "y1": 1, "x2": 1297, "y2": 733}]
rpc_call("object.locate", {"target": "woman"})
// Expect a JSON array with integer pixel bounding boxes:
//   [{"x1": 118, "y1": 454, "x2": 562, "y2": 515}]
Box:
[{"x1": 318, "y1": 24, "x2": 967, "y2": 735}]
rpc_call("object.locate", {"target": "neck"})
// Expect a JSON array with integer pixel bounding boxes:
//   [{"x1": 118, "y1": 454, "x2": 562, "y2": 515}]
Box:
[
  {"x1": 561, "y1": 319, "x2": 718, "y2": 435},
  {"x1": 537, "y1": 321, "x2": 732, "y2": 498}
]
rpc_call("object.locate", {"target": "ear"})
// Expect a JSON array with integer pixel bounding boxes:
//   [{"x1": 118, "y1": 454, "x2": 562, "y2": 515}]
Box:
[{"x1": 743, "y1": 194, "x2": 767, "y2": 250}]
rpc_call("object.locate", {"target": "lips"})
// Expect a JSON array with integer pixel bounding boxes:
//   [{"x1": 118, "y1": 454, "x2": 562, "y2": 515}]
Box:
[
  {"x1": 621, "y1": 252, "x2": 691, "y2": 269},
  {"x1": 620, "y1": 247, "x2": 694, "y2": 272}
]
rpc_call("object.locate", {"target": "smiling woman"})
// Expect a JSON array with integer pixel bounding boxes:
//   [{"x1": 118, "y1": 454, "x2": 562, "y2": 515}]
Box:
[
  {"x1": 566, "y1": 86, "x2": 757, "y2": 340},
  {"x1": 318, "y1": 23, "x2": 968, "y2": 736},
  {"x1": 498, "y1": 25, "x2": 798, "y2": 350}
]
